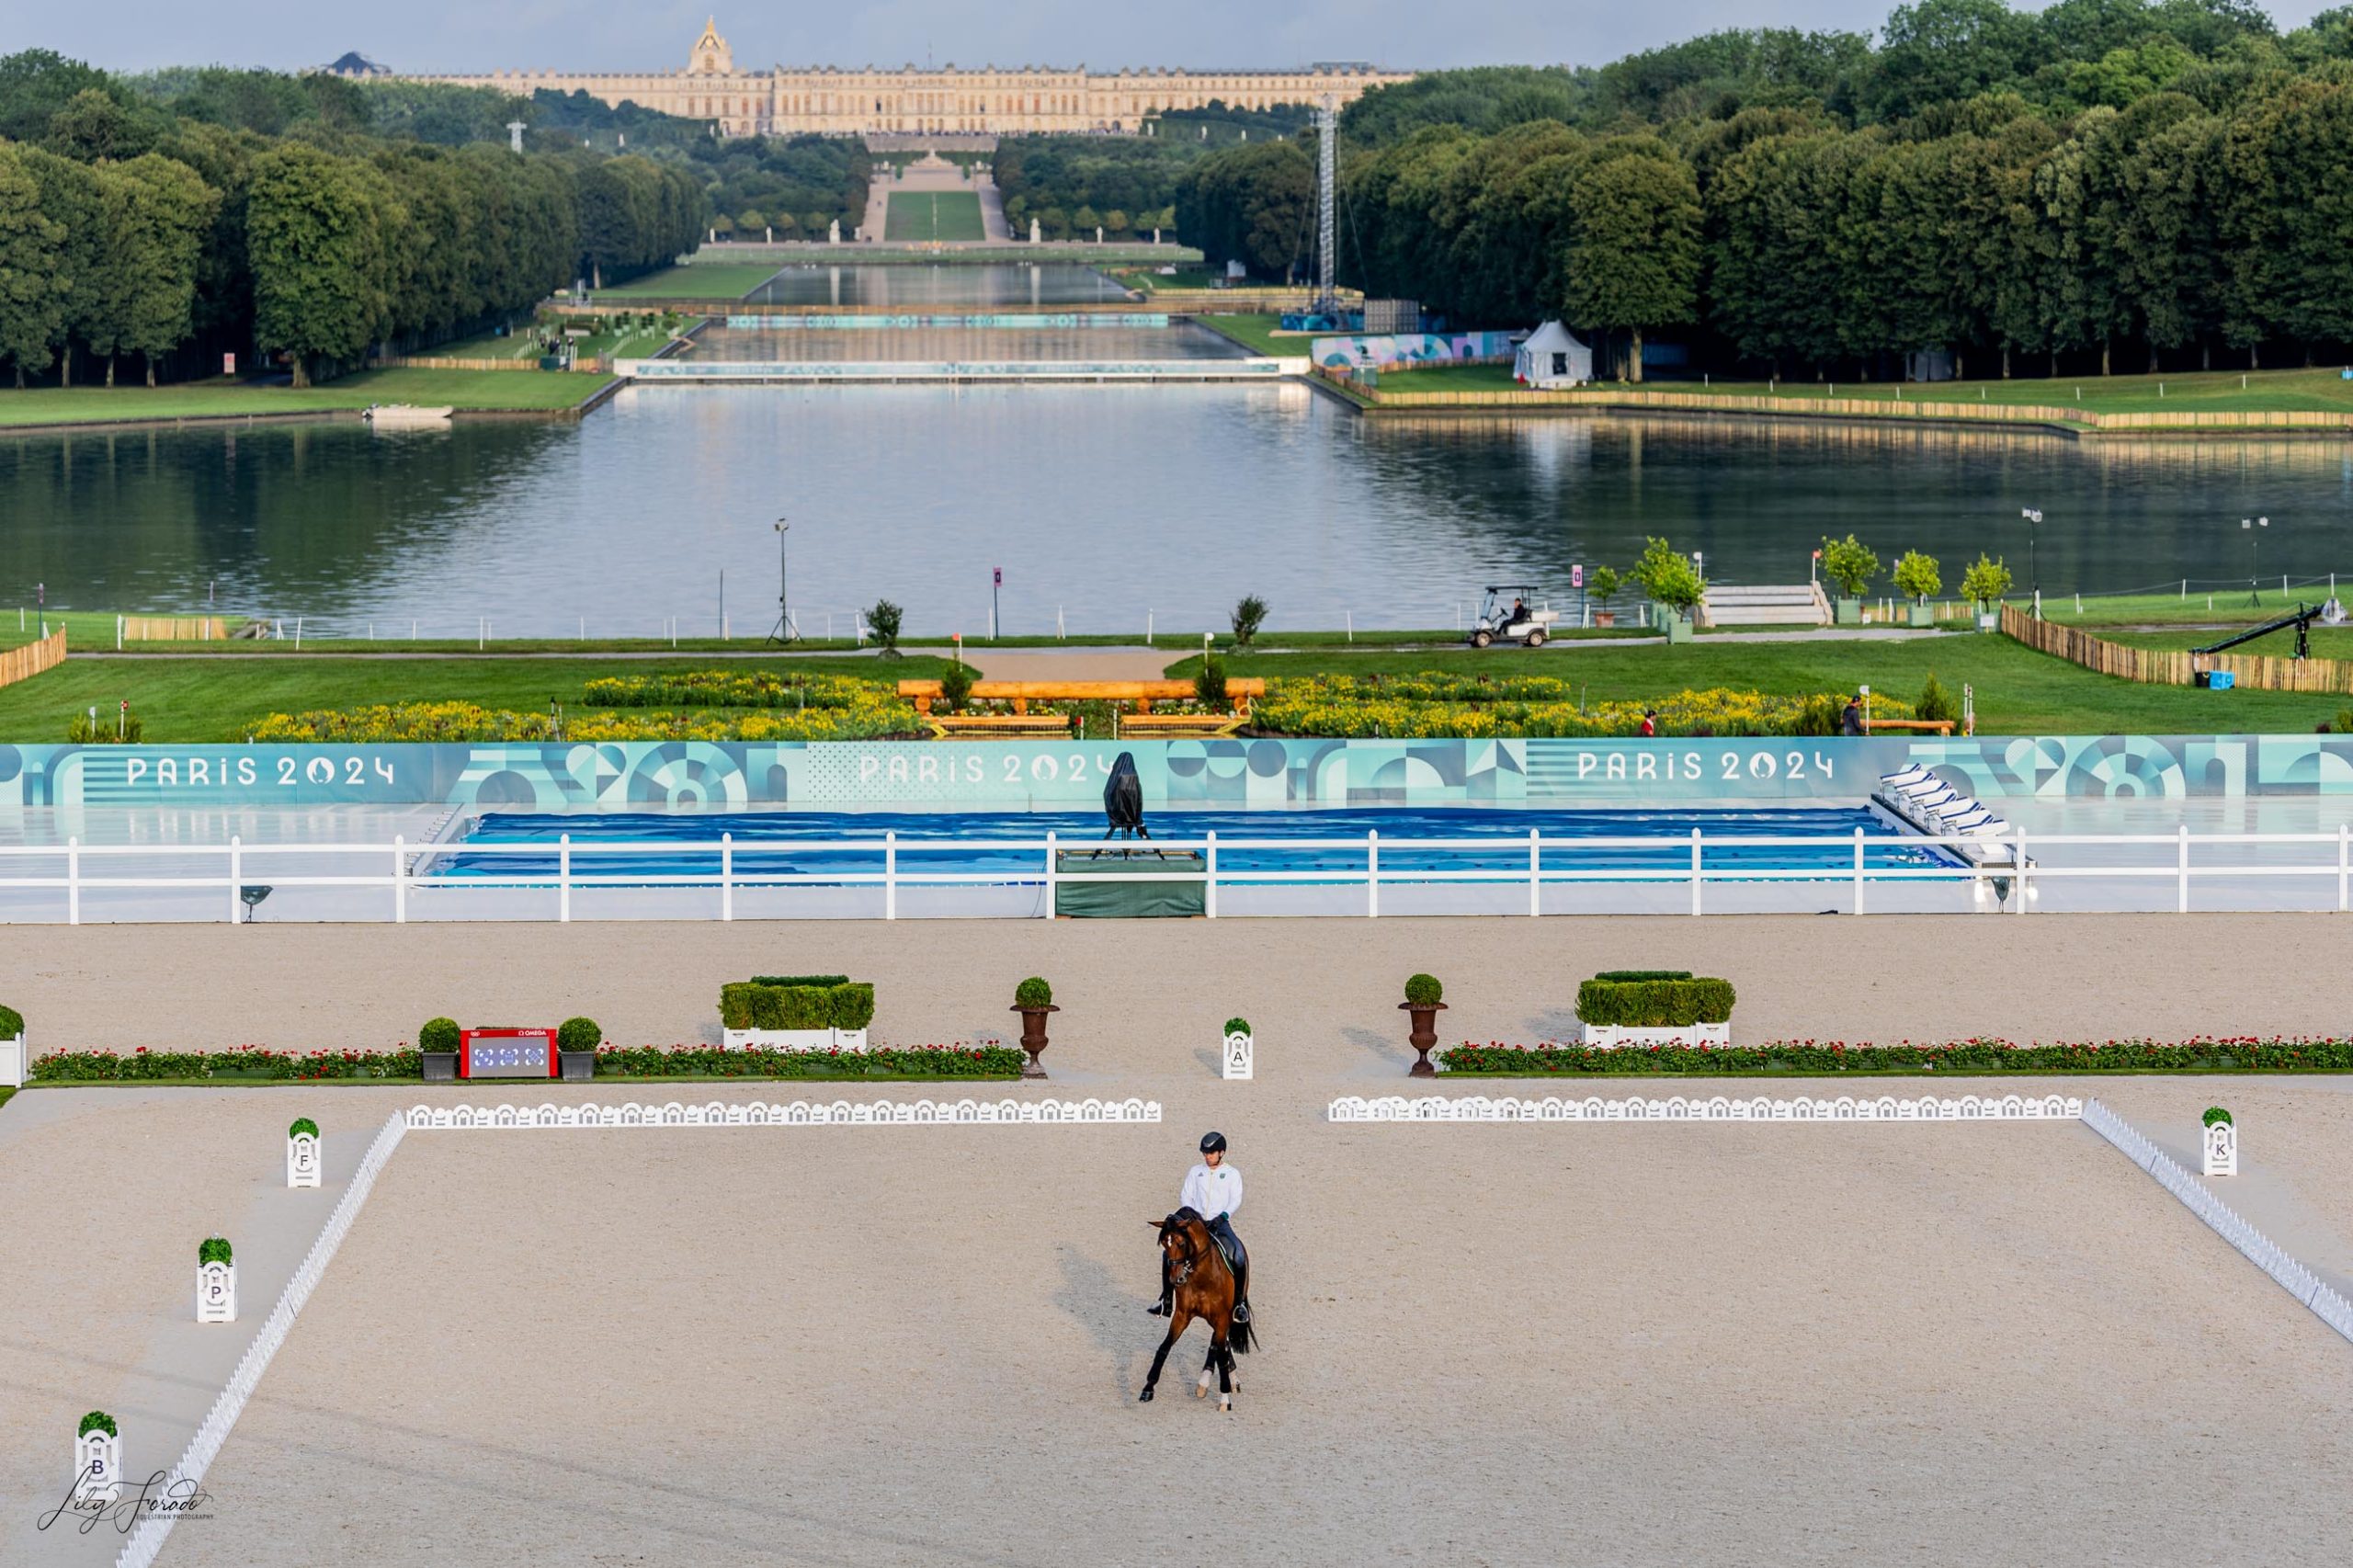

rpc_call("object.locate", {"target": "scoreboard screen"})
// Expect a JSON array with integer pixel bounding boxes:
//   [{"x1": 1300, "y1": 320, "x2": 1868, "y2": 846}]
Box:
[{"x1": 459, "y1": 1028, "x2": 557, "y2": 1079}]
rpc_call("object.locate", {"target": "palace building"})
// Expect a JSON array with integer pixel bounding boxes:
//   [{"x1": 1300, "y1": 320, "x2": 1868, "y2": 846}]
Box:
[{"x1": 408, "y1": 18, "x2": 1414, "y2": 138}]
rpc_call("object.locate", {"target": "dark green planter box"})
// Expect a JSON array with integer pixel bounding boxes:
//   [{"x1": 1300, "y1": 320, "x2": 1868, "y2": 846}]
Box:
[
  {"x1": 1054, "y1": 849, "x2": 1206, "y2": 918},
  {"x1": 1834, "y1": 597, "x2": 1863, "y2": 625}
]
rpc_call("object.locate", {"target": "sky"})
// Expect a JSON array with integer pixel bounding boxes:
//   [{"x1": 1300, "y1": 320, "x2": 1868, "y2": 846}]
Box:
[{"x1": 0, "y1": 0, "x2": 2337, "y2": 76}]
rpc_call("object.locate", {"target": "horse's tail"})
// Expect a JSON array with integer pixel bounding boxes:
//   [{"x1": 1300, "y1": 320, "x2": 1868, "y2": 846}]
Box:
[{"x1": 1229, "y1": 1314, "x2": 1257, "y2": 1356}]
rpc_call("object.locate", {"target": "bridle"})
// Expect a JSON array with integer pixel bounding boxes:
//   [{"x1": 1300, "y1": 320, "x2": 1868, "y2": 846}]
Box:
[{"x1": 1165, "y1": 1221, "x2": 1201, "y2": 1289}]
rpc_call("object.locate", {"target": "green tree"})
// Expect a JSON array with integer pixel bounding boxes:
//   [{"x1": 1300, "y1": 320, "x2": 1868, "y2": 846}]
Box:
[
  {"x1": 246, "y1": 143, "x2": 397, "y2": 386},
  {"x1": 1632, "y1": 537, "x2": 1706, "y2": 619},
  {"x1": 0, "y1": 143, "x2": 67, "y2": 385},
  {"x1": 1893, "y1": 550, "x2": 1942, "y2": 602},
  {"x1": 46, "y1": 86, "x2": 158, "y2": 160},
  {"x1": 117, "y1": 154, "x2": 222, "y2": 386},
  {"x1": 1563, "y1": 142, "x2": 1701, "y2": 382},
  {"x1": 1820, "y1": 534, "x2": 1881, "y2": 597},
  {"x1": 1960, "y1": 553, "x2": 2015, "y2": 609}
]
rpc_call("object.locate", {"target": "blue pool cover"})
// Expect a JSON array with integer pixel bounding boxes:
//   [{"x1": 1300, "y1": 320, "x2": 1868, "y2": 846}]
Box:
[{"x1": 436, "y1": 806, "x2": 1956, "y2": 881}]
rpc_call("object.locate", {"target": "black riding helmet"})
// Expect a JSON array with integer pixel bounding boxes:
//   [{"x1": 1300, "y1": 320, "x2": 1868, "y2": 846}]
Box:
[{"x1": 1199, "y1": 1131, "x2": 1227, "y2": 1153}]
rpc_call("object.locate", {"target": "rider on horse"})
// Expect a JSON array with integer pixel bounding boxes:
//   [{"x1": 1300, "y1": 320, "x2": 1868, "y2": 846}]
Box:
[{"x1": 1151, "y1": 1131, "x2": 1251, "y2": 1324}]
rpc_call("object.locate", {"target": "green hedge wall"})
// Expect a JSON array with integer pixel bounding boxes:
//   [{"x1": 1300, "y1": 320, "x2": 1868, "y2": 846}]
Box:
[
  {"x1": 0, "y1": 1004, "x2": 22, "y2": 1038},
  {"x1": 1574, "y1": 976, "x2": 1736, "y2": 1027},
  {"x1": 720, "y1": 979, "x2": 875, "y2": 1031},
  {"x1": 1441, "y1": 1037, "x2": 2353, "y2": 1075}
]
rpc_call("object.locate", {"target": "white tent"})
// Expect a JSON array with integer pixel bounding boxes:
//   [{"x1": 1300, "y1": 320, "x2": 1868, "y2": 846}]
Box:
[{"x1": 1516, "y1": 322, "x2": 1592, "y2": 389}]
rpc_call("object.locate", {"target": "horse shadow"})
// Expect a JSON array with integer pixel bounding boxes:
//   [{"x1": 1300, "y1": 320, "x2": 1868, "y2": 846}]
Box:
[
  {"x1": 1192, "y1": 1047, "x2": 1221, "y2": 1077},
  {"x1": 1346, "y1": 1024, "x2": 1405, "y2": 1070},
  {"x1": 1054, "y1": 1248, "x2": 1148, "y2": 1402}
]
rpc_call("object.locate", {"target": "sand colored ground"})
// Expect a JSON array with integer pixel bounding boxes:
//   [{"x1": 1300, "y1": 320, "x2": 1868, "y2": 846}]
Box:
[{"x1": 6, "y1": 914, "x2": 2353, "y2": 1563}]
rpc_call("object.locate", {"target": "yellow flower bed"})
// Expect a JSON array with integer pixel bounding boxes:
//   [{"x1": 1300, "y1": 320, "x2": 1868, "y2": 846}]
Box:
[
  {"x1": 1252, "y1": 680, "x2": 1913, "y2": 739},
  {"x1": 248, "y1": 698, "x2": 920, "y2": 743}
]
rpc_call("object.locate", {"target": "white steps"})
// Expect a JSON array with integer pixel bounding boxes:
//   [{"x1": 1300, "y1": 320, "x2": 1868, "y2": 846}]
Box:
[{"x1": 1699, "y1": 584, "x2": 1827, "y2": 628}]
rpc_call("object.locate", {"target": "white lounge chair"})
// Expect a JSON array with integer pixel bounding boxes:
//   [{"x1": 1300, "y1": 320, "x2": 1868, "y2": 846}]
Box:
[
  {"x1": 1930, "y1": 796, "x2": 1988, "y2": 822},
  {"x1": 1938, "y1": 807, "x2": 1996, "y2": 833},
  {"x1": 1968, "y1": 817, "x2": 2012, "y2": 837},
  {"x1": 1905, "y1": 785, "x2": 1961, "y2": 812},
  {"x1": 1880, "y1": 765, "x2": 1933, "y2": 789}
]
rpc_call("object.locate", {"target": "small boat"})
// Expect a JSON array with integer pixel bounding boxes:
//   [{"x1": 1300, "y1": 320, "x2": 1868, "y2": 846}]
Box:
[{"x1": 362, "y1": 403, "x2": 455, "y2": 429}]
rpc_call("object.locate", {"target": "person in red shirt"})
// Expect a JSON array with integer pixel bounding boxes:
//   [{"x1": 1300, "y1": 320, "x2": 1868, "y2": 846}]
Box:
[{"x1": 1639, "y1": 710, "x2": 1658, "y2": 737}]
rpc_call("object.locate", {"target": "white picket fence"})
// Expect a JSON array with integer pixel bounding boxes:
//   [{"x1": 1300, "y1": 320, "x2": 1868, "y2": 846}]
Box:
[
  {"x1": 115, "y1": 1113, "x2": 409, "y2": 1568},
  {"x1": 0, "y1": 1034, "x2": 22, "y2": 1088},
  {"x1": 2079, "y1": 1097, "x2": 2353, "y2": 1345},
  {"x1": 404, "y1": 1096, "x2": 1161, "y2": 1130}
]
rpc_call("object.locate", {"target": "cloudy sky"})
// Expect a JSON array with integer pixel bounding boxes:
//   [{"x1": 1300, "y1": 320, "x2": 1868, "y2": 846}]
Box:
[{"x1": 0, "y1": 0, "x2": 2336, "y2": 75}]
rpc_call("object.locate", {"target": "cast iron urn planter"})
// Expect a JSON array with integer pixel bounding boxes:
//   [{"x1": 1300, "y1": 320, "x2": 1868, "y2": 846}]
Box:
[
  {"x1": 1011, "y1": 1005, "x2": 1058, "y2": 1078},
  {"x1": 1400, "y1": 1000, "x2": 1448, "y2": 1077}
]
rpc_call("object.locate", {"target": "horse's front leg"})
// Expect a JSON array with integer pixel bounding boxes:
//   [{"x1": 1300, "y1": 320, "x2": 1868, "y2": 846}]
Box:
[
  {"x1": 1196, "y1": 1338, "x2": 1217, "y2": 1399},
  {"x1": 1141, "y1": 1309, "x2": 1187, "y2": 1403}
]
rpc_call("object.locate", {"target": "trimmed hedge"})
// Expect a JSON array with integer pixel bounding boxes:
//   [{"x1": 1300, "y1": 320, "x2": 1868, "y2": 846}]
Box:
[
  {"x1": 1015, "y1": 977, "x2": 1053, "y2": 1009},
  {"x1": 0, "y1": 1003, "x2": 22, "y2": 1039},
  {"x1": 198, "y1": 1237, "x2": 233, "y2": 1266},
  {"x1": 720, "y1": 979, "x2": 875, "y2": 1031},
  {"x1": 1574, "y1": 975, "x2": 1735, "y2": 1028},
  {"x1": 1404, "y1": 973, "x2": 1443, "y2": 1006},
  {"x1": 1225, "y1": 1017, "x2": 1251, "y2": 1036},
  {"x1": 2204, "y1": 1105, "x2": 2234, "y2": 1126},
  {"x1": 289, "y1": 1117, "x2": 320, "y2": 1139},
  {"x1": 419, "y1": 1017, "x2": 460, "y2": 1054},
  {"x1": 32, "y1": 1047, "x2": 422, "y2": 1082},
  {"x1": 80, "y1": 1411, "x2": 117, "y2": 1439},
  {"x1": 1593, "y1": 971, "x2": 1691, "y2": 983},
  {"x1": 595, "y1": 1043, "x2": 1024, "y2": 1079},
  {"x1": 1440, "y1": 1037, "x2": 2353, "y2": 1076},
  {"x1": 557, "y1": 1017, "x2": 603, "y2": 1054}
]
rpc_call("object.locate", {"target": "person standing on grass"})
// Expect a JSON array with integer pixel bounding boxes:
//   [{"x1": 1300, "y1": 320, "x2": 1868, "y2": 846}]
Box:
[{"x1": 1150, "y1": 1131, "x2": 1250, "y2": 1324}]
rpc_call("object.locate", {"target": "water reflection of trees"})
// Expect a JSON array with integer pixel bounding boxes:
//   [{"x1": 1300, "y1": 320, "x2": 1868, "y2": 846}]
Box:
[{"x1": 0, "y1": 422, "x2": 574, "y2": 618}]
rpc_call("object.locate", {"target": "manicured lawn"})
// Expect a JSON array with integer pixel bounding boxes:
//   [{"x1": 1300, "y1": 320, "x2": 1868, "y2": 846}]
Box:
[
  {"x1": 2027, "y1": 590, "x2": 2351, "y2": 628},
  {"x1": 0, "y1": 369, "x2": 615, "y2": 428},
  {"x1": 592, "y1": 264, "x2": 784, "y2": 300},
  {"x1": 1173, "y1": 634, "x2": 2346, "y2": 734},
  {"x1": 883, "y1": 191, "x2": 986, "y2": 243},
  {"x1": 1670, "y1": 366, "x2": 2353, "y2": 416},
  {"x1": 0, "y1": 654, "x2": 949, "y2": 743},
  {"x1": 1375, "y1": 363, "x2": 1522, "y2": 391},
  {"x1": 1191, "y1": 313, "x2": 1312, "y2": 356}
]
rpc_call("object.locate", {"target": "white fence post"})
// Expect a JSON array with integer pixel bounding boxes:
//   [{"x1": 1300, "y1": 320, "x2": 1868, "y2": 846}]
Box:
[
  {"x1": 1205, "y1": 830, "x2": 1217, "y2": 919},
  {"x1": 1853, "y1": 826, "x2": 1865, "y2": 915},
  {"x1": 2177, "y1": 824, "x2": 2190, "y2": 914},
  {"x1": 65, "y1": 835, "x2": 78, "y2": 926},
  {"x1": 2013, "y1": 827, "x2": 2029, "y2": 913},
  {"x1": 1529, "y1": 827, "x2": 1540, "y2": 917},
  {"x1": 1367, "y1": 830, "x2": 1380, "y2": 918},
  {"x1": 228, "y1": 835, "x2": 242, "y2": 923},
  {"x1": 1689, "y1": 827, "x2": 1702, "y2": 916},
  {"x1": 721, "y1": 832, "x2": 733, "y2": 922},
  {"x1": 1043, "y1": 829, "x2": 1057, "y2": 917},
  {"x1": 558, "y1": 834, "x2": 571, "y2": 923},
  {"x1": 885, "y1": 831, "x2": 897, "y2": 920},
  {"x1": 393, "y1": 835, "x2": 406, "y2": 923}
]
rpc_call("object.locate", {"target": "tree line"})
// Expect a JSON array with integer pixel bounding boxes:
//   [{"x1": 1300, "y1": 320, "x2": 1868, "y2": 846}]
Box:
[
  {"x1": 0, "y1": 51, "x2": 706, "y2": 389},
  {"x1": 1179, "y1": 0, "x2": 2353, "y2": 380}
]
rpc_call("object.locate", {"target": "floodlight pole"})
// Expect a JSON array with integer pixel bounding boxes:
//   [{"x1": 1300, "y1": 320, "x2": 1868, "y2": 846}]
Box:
[{"x1": 767, "y1": 518, "x2": 795, "y2": 645}]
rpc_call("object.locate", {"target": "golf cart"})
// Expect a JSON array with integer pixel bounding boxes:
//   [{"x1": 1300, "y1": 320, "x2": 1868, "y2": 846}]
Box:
[{"x1": 1467, "y1": 585, "x2": 1561, "y2": 649}]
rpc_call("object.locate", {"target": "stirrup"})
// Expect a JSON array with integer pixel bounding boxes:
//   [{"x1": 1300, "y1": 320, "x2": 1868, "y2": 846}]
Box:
[
  {"x1": 1146, "y1": 1300, "x2": 1168, "y2": 1316},
  {"x1": 1233, "y1": 1300, "x2": 1251, "y2": 1324}
]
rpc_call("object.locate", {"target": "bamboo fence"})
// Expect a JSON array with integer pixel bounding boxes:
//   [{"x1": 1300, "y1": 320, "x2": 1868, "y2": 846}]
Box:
[
  {"x1": 2004, "y1": 605, "x2": 2353, "y2": 695},
  {"x1": 0, "y1": 627, "x2": 66, "y2": 689},
  {"x1": 121, "y1": 616, "x2": 228, "y2": 641}
]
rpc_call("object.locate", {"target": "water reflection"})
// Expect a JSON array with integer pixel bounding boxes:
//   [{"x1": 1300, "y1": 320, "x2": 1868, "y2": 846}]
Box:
[
  {"x1": 742, "y1": 263, "x2": 1137, "y2": 308},
  {"x1": 3, "y1": 391, "x2": 2350, "y2": 635}
]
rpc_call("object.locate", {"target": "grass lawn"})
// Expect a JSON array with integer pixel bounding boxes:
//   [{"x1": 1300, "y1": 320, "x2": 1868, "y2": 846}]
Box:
[
  {"x1": 592, "y1": 264, "x2": 784, "y2": 300},
  {"x1": 427, "y1": 324, "x2": 676, "y2": 362},
  {"x1": 0, "y1": 610, "x2": 170, "y2": 652},
  {"x1": 1170, "y1": 634, "x2": 2346, "y2": 734},
  {"x1": 0, "y1": 653, "x2": 949, "y2": 743},
  {"x1": 1663, "y1": 365, "x2": 2353, "y2": 417},
  {"x1": 883, "y1": 191, "x2": 986, "y2": 243},
  {"x1": 0, "y1": 369, "x2": 615, "y2": 428},
  {"x1": 1375, "y1": 363, "x2": 1522, "y2": 392},
  {"x1": 1190, "y1": 313, "x2": 1313, "y2": 356}
]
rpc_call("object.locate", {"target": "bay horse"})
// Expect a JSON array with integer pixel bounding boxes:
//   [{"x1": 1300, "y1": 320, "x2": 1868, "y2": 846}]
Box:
[{"x1": 1141, "y1": 1209, "x2": 1255, "y2": 1410}]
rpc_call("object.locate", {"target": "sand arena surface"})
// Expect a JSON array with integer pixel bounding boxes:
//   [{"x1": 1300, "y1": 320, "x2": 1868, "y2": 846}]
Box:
[{"x1": 5, "y1": 914, "x2": 2353, "y2": 1564}]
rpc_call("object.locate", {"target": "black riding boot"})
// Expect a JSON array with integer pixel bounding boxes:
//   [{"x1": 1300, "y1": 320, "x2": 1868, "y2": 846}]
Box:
[{"x1": 1146, "y1": 1256, "x2": 1171, "y2": 1315}]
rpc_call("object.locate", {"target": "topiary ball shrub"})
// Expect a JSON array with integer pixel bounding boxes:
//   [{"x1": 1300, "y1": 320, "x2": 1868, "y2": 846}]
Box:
[
  {"x1": 198, "y1": 1237, "x2": 233, "y2": 1267},
  {"x1": 419, "y1": 1017, "x2": 460, "y2": 1054},
  {"x1": 557, "y1": 1017, "x2": 603, "y2": 1054},
  {"x1": 79, "y1": 1411, "x2": 117, "y2": 1439},
  {"x1": 288, "y1": 1118, "x2": 319, "y2": 1140},
  {"x1": 2203, "y1": 1106, "x2": 2234, "y2": 1127},
  {"x1": 0, "y1": 1003, "x2": 21, "y2": 1039},
  {"x1": 1224, "y1": 1017, "x2": 1251, "y2": 1037},
  {"x1": 1404, "y1": 973, "x2": 1443, "y2": 1006},
  {"x1": 1015, "y1": 977, "x2": 1053, "y2": 1009}
]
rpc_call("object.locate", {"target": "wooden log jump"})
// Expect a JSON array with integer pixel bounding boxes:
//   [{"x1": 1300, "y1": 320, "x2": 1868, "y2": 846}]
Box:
[{"x1": 898, "y1": 678, "x2": 1263, "y2": 715}]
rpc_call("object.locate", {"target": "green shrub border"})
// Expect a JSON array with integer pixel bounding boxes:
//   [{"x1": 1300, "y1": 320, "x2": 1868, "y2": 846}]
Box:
[
  {"x1": 0, "y1": 1003, "x2": 22, "y2": 1039},
  {"x1": 198, "y1": 1236, "x2": 233, "y2": 1267},
  {"x1": 2203, "y1": 1105, "x2": 2234, "y2": 1126},
  {"x1": 1592, "y1": 971, "x2": 1691, "y2": 983},
  {"x1": 1441, "y1": 1037, "x2": 2353, "y2": 1076},
  {"x1": 720, "y1": 980, "x2": 875, "y2": 1031},
  {"x1": 1574, "y1": 976, "x2": 1735, "y2": 1028},
  {"x1": 594, "y1": 1044, "x2": 1024, "y2": 1079}
]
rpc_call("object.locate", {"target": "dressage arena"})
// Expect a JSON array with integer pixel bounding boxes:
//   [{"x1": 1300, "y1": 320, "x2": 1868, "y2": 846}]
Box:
[{"x1": 8, "y1": 915, "x2": 2353, "y2": 1565}]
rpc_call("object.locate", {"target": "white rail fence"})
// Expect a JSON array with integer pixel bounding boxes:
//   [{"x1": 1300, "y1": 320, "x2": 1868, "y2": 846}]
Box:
[
  {"x1": 2079, "y1": 1098, "x2": 2353, "y2": 1346},
  {"x1": 404, "y1": 1097, "x2": 1162, "y2": 1129},
  {"x1": 114, "y1": 1113, "x2": 410, "y2": 1568},
  {"x1": 7, "y1": 824, "x2": 2353, "y2": 922},
  {"x1": 1329, "y1": 1093, "x2": 2085, "y2": 1122}
]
